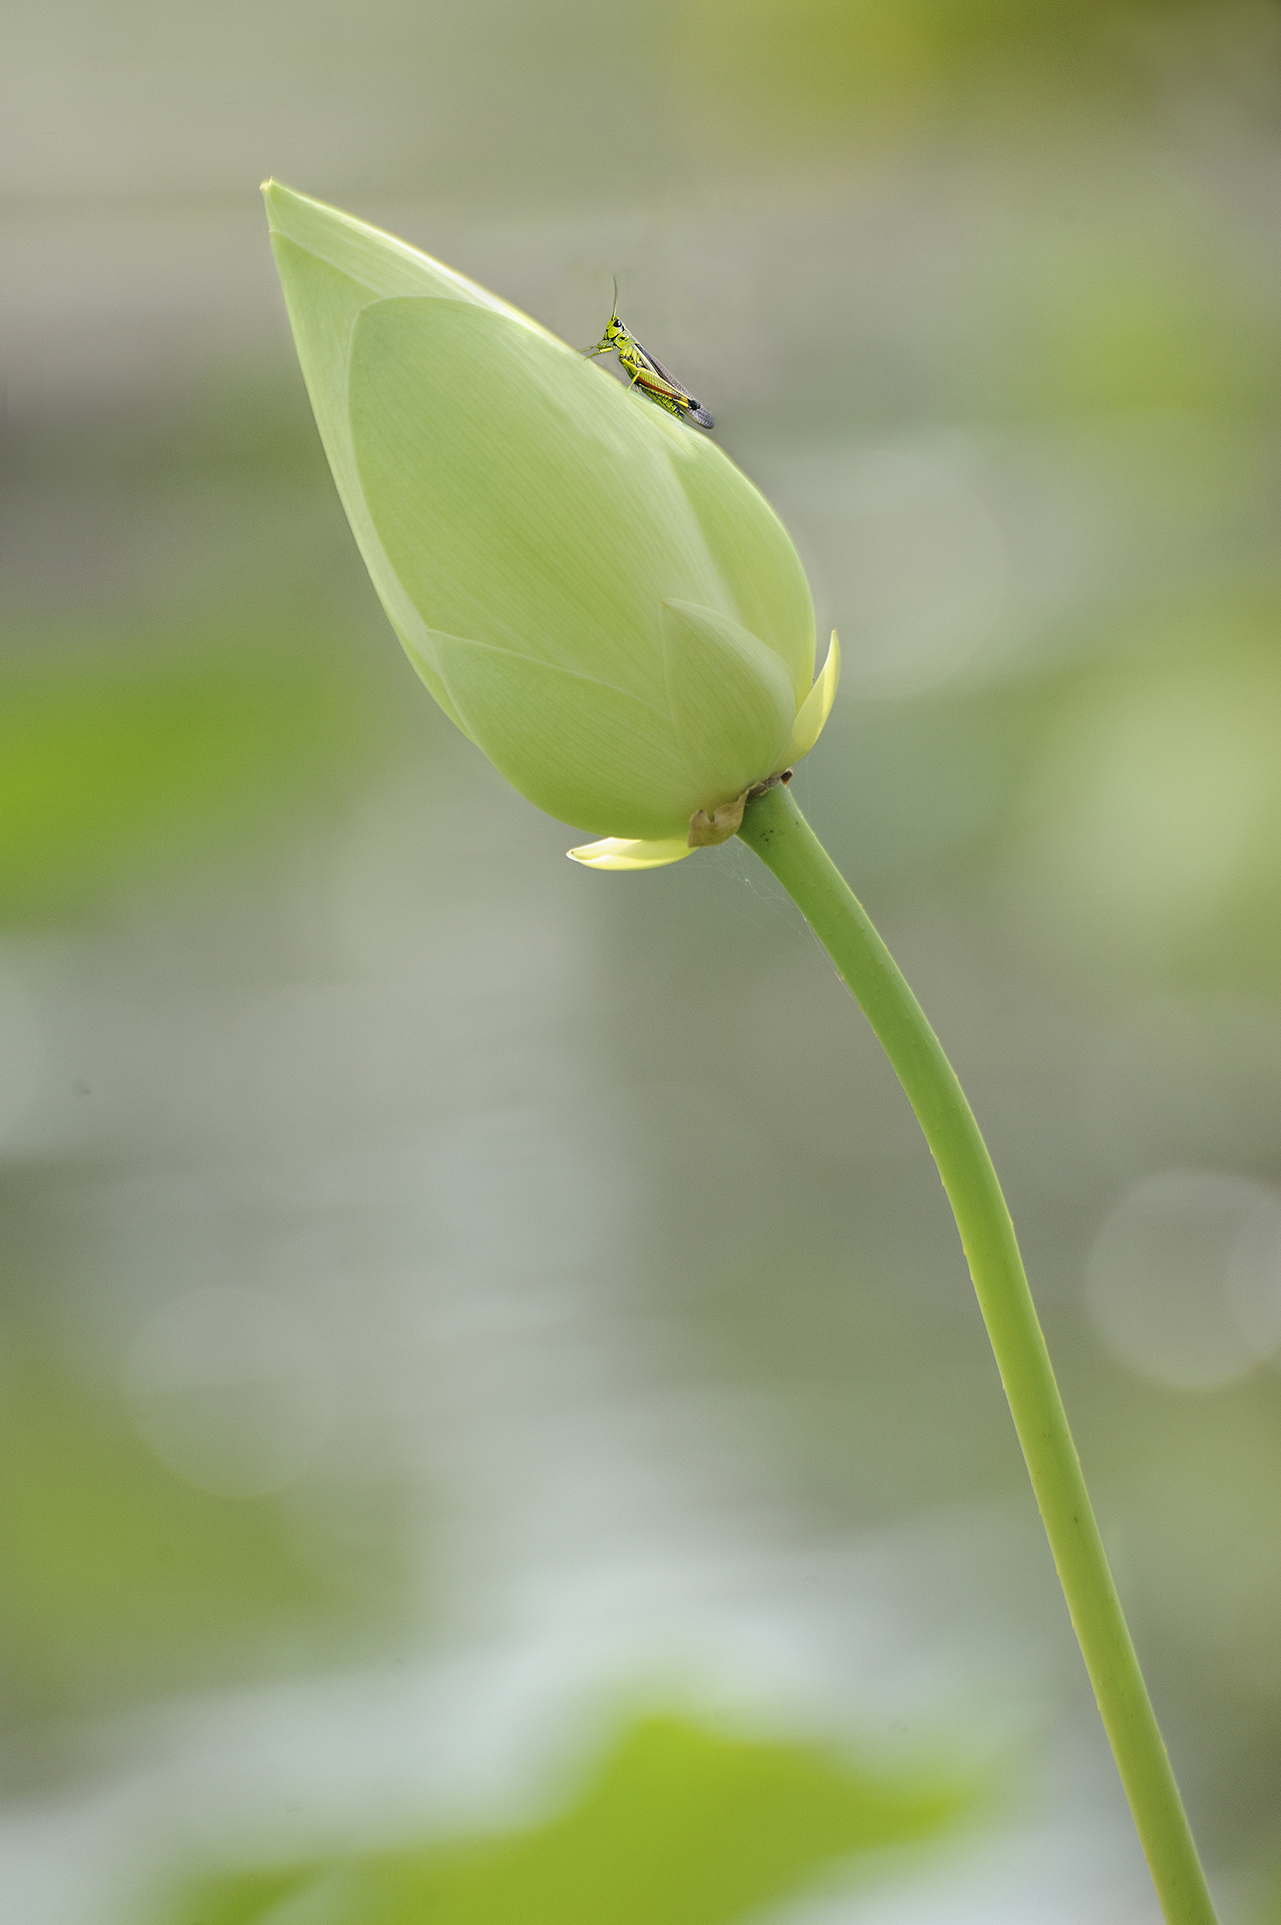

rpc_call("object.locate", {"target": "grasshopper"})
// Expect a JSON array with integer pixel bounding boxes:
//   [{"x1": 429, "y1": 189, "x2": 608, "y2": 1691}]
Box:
[{"x1": 583, "y1": 283, "x2": 714, "y2": 431}]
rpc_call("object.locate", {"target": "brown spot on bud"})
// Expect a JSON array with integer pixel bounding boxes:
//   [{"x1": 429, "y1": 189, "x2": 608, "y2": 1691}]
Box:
[{"x1": 688, "y1": 790, "x2": 749, "y2": 847}]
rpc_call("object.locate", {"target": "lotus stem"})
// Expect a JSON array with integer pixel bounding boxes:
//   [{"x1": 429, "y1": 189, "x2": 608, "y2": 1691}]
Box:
[{"x1": 736, "y1": 780, "x2": 1217, "y2": 1925}]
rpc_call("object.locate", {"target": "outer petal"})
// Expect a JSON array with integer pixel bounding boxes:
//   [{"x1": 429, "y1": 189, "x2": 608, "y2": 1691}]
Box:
[
  {"x1": 265, "y1": 180, "x2": 543, "y2": 322},
  {"x1": 266, "y1": 188, "x2": 480, "y2": 734},
  {"x1": 348, "y1": 297, "x2": 728, "y2": 712},
  {"x1": 668, "y1": 429, "x2": 817, "y2": 704},
  {"x1": 567, "y1": 836, "x2": 696, "y2": 870},
  {"x1": 780, "y1": 630, "x2": 841, "y2": 768},
  {"x1": 661, "y1": 601, "x2": 795, "y2": 800},
  {"x1": 269, "y1": 183, "x2": 661, "y2": 736},
  {"x1": 428, "y1": 633, "x2": 693, "y2": 839}
]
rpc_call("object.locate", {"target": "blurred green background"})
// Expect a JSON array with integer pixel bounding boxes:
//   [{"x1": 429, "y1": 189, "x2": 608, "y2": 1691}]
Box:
[{"x1": 4, "y1": 1, "x2": 1281, "y2": 1920}]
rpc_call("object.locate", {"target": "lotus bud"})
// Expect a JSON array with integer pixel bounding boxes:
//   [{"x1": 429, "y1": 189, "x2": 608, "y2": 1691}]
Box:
[{"x1": 263, "y1": 182, "x2": 839, "y2": 868}]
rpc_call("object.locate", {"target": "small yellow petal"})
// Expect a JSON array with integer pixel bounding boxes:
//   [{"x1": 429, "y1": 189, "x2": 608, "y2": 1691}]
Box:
[
  {"x1": 568, "y1": 836, "x2": 696, "y2": 871},
  {"x1": 780, "y1": 630, "x2": 841, "y2": 768}
]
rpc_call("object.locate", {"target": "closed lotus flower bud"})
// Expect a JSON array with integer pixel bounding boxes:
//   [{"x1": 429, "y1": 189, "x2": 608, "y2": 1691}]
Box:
[{"x1": 264, "y1": 182, "x2": 838, "y2": 868}]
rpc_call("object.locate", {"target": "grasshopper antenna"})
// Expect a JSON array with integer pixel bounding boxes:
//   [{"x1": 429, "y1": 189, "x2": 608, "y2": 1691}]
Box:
[{"x1": 581, "y1": 275, "x2": 619, "y2": 358}]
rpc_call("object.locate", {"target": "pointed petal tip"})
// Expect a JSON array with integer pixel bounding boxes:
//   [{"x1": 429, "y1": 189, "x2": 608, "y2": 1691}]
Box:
[
  {"x1": 568, "y1": 836, "x2": 696, "y2": 872},
  {"x1": 780, "y1": 629, "x2": 840, "y2": 769},
  {"x1": 261, "y1": 178, "x2": 348, "y2": 232},
  {"x1": 262, "y1": 178, "x2": 316, "y2": 236}
]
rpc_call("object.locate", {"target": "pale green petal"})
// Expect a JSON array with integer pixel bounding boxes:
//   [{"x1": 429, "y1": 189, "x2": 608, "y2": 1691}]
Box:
[
  {"x1": 264, "y1": 178, "x2": 527, "y2": 736},
  {"x1": 266, "y1": 225, "x2": 470, "y2": 734},
  {"x1": 264, "y1": 180, "x2": 539, "y2": 324},
  {"x1": 567, "y1": 836, "x2": 696, "y2": 870},
  {"x1": 666, "y1": 429, "x2": 817, "y2": 704},
  {"x1": 661, "y1": 601, "x2": 794, "y2": 800},
  {"x1": 781, "y1": 630, "x2": 841, "y2": 768},
  {"x1": 349, "y1": 297, "x2": 729, "y2": 711},
  {"x1": 430, "y1": 633, "x2": 696, "y2": 839}
]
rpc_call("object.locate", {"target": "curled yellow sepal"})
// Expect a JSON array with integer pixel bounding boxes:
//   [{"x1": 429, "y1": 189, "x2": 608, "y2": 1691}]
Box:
[
  {"x1": 569, "y1": 791, "x2": 746, "y2": 867},
  {"x1": 779, "y1": 631, "x2": 840, "y2": 770},
  {"x1": 567, "y1": 835, "x2": 696, "y2": 871}
]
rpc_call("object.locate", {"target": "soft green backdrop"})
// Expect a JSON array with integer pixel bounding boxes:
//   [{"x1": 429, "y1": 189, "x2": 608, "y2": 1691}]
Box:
[{"x1": 3, "y1": 2, "x2": 1279, "y2": 1920}]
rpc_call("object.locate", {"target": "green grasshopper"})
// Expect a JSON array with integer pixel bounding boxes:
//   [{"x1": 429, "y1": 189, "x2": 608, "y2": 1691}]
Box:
[{"x1": 583, "y1": 283, "x2": 714, "y2": 431}]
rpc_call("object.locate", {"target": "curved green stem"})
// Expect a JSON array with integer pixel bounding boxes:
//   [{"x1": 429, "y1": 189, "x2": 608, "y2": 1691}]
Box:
[{"x1": 737, "y1": 781, "x2": 1216, "y2": 1925}]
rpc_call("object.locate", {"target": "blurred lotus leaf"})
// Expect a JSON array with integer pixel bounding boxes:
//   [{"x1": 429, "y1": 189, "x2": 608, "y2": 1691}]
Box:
[
  {"x1": 155, "y1": 1713, "x2": 972, "y2": 1925},
  {"x1": 1007, "y1": 610, "x2": 1281, "y2": 987},
  {"x1": 677, "y1": 0, "x2": 938, "y2": 160},
  {"x1": 0, "y1": 624, "x2": 377, "y2": 925},
  {"x1": 675, "y1": 0, "x2": 1228, "y2": 164},
  {"x1": 0, "y1": 1340, "x2": 409, "y2": 1735}
]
